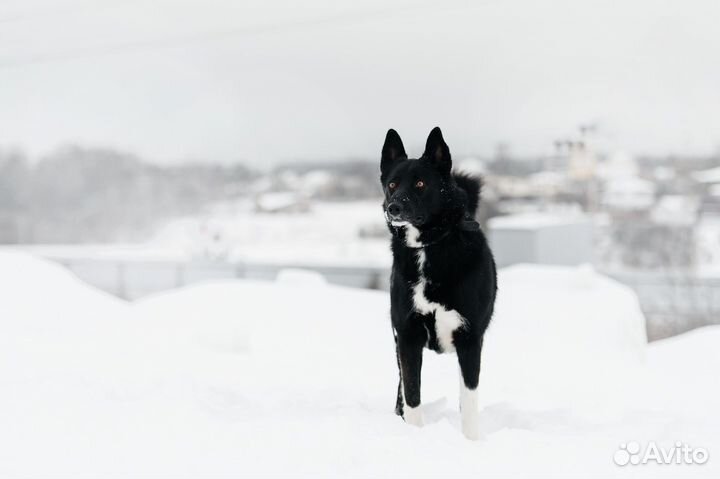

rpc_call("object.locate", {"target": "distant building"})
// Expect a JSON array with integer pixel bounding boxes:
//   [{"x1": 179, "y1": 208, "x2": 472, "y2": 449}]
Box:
[
  {"x1": 702, "y1": 185, "x2": 720, "y2": 216},
  {"x1": 650, "y1": 195, "x2": 699, "y2": 226},
  {"x1": 601, "y1": 176, "x2": 656, "y2": 212},
  {"x1": 691, "y1": 166, "x2": 720, "y2": 185},
  {"x1": 253, "y1": 192, "x2": 310, "y2": 214},
  {"x1": 567, "y1": 143, "x2": 597, "y2": 181},
  {"x1": 596, "y1": 151, "x2": 639, "y2": 180},
  {"x1": 488, "y1": 213, "x2": 594, "y2": 267},
  {"x1": 691, "y1": 167, "x2": 720, "y2": 216}
]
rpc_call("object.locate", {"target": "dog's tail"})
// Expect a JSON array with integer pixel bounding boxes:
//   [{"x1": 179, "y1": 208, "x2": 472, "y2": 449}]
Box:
[{"x1": 453, "y1": 172, "x2": 482, "y2": 217}]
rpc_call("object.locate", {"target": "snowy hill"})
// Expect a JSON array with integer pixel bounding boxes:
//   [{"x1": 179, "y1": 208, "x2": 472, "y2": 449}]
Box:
[{"x1": 0, "y1": 252, "x2": 718, "y2": 477}]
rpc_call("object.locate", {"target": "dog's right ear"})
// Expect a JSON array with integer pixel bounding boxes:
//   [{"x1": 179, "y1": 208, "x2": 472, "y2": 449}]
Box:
[
  {"x1": 423, "y1": 126, "x2": 451, "y2": 174},
  {"x1": 381, "y1": 129, "x2": 406, "y2": 176}
]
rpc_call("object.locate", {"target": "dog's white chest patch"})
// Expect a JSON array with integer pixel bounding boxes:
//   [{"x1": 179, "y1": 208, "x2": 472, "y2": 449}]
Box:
[
  {"x1": 410, "y1": 248, "x2": 465, "y2": 353},
  {"x1": 403, "y1": 224, "x2": 423, "y2": 248}
]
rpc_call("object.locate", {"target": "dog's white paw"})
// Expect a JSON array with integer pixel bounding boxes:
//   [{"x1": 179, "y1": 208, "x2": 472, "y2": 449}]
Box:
[
  {"x1": 403, "y1": 405, "x2": 424, "y2": 427},
  {"x1": 461, "y1": 411, "x2": 480, "y2": 440}
]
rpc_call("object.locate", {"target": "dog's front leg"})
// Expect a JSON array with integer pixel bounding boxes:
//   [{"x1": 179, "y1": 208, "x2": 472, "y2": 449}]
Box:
[{"x1": 397, "y1": 329, "x2": 424, "y2": 427}]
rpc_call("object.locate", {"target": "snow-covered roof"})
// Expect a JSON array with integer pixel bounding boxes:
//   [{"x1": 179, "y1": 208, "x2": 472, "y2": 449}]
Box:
[
  {"x1": 709, "y1": 184, "x2": 720, "y2": 197},
  {"x1": 454, "y1": 158, "x2": 487, "y2": 176},
  {"x1": 602, "y1": 176, "x2": 656, "y2": 210},
  {"x1": 692, "y1": 166, "x2": 720, "y2": 184},
  {"x1": 603, "y1": 176, "x2": 655, "y2": 194},
  {"x1": 254, "y1": 191, "x2": 307, "y2": 212},
  {"x1": 650, "y1": 195, "x2": 699, "y2": 226},
  {"x1": 596, "y1": 150, "x2": 639, "y2": 180}
]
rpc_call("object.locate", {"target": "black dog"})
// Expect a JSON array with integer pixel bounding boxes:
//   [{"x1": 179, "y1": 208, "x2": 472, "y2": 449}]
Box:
[{"x1": 381, "y1": 127, "x2": 497, "y2": 439}]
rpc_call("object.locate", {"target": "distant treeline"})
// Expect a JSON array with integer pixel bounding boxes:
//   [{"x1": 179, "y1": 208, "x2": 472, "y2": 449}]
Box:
[{"x1": 0, "y1": 146, "x2": 253, "y2": 243}]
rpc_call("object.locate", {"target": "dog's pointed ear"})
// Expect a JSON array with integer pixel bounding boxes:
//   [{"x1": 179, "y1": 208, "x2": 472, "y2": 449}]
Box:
[
  {"x1": 381, "y1": 129, "x2": 406, "y2": 175},
  {"x1": 423, "y1": 127, "x2": 451, "y2": 174}
]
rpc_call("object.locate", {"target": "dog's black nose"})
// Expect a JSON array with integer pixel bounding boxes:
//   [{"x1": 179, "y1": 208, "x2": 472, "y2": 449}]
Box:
[{"x1": 387, "y1": 202, "x2": 402, "y2": 218}]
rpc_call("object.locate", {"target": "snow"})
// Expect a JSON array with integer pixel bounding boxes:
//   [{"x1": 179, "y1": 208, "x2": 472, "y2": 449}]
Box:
[
  {"x1": 650, "y1": 195, "x2": 700, "y2": 226},
  {"x1": 1, "y1": 251, "x2": 718, "y2": 477},
  {"x1": 602, "y1": 176, "x2": 656, "y2": 211},
  {"x1": 150, "y1": 200, "x2": 391, "y2": 267},
  {"x1": 3, "y1": 200, "x2": 391, "y2": 271},
  {"x1": 254, "y1": 191, "x2": 309, "y2": 213},
  {"x1": 596, "y1": 151, "x2": 639, "y2": 180},
  {"x1": 692, "y1": 166, "x2": 720, "y2": 184},
  {"x1": 489, "y1": 212, "x2": 590, "y2": 230}
]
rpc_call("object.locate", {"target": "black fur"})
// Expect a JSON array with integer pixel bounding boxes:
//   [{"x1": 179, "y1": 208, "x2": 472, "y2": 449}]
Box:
[
  {"x1": 453, "y1": 172, "x2": 482, "y2": 217},
  {"x1": 380, "y1": 127, "x2": 497, "y2": 423}
]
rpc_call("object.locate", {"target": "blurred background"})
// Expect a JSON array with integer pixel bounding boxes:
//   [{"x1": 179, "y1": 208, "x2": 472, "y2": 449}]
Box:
[{"x1": 2, "y1": 0, "x2": 720, "y2": 340}]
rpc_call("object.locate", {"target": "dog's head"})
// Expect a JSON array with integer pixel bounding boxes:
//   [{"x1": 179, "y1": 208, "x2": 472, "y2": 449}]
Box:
[{"x1": 380, "y1": 127, "x2": 456, "y2": 227}]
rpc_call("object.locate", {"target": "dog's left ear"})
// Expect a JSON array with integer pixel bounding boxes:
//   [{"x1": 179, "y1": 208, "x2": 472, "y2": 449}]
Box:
[{"x1": 423, "y1": 127, "x2": 451, "y2": 174}]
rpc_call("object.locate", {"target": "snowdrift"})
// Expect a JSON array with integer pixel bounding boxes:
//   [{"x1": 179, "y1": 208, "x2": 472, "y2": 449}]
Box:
[{"x1": 0, "y1": 252, "x2": 717, "y2": 478}]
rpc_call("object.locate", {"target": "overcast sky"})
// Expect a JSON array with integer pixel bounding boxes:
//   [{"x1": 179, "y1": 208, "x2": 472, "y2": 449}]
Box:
[{"x1": 2, "y1": 0, "x2": 720, "y2": 166}]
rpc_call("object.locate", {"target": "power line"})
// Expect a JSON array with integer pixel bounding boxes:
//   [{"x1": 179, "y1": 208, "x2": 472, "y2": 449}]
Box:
[
  {"x1": 0, "y1": 1, "x2": 491, "y2": 71},
  {"x1": 0, "y1": 0, "x2": 128, "y2": 24}
]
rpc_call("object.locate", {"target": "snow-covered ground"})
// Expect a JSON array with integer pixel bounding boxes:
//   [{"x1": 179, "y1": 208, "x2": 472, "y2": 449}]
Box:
[
  {"x1": 151, "y1": 200, "x2": 391, "y2": 267},
  {"x1": 4, "y1": 201, "x2": 391, "y2": 267},
  {"x1": 1, "y1": 251, "x2": 718, "y2": 477}
]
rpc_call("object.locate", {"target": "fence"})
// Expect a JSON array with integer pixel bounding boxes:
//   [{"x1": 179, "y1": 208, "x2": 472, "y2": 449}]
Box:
[
  {"x1": 49, "y1": 256, "x2": 720, "y2": 341},
  {"x1": 604, "y1": 270, "x2": 720, "y2": 340},
  {"x1": 52, "y1": 257, "x2": 390, "y2": 300}
]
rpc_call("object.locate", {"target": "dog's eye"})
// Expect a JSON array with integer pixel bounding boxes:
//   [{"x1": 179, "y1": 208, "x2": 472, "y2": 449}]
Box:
[
  {"x1": 415, "y1": 180, "x2": 425, "y2": 189},
  {"x1": 388, "y1": 182, "x2": 397, "y2": 190}
]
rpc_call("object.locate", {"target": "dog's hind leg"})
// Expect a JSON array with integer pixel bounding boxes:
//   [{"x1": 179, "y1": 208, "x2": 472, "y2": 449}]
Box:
[
  {"x1": 397, "y1": 331, "x2": 424, "y2": 427},
  {"x1": 456, "y1": 336, "x2": 483, "y2": 440},
  {"x1": 394, "y1": 337, "x2": 403, "y2": 416}
]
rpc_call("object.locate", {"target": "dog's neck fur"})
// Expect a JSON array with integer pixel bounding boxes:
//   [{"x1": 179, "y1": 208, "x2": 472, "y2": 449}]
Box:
[{"x1": 391, "y1": 206, "x2": 468, "y2": 249}]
